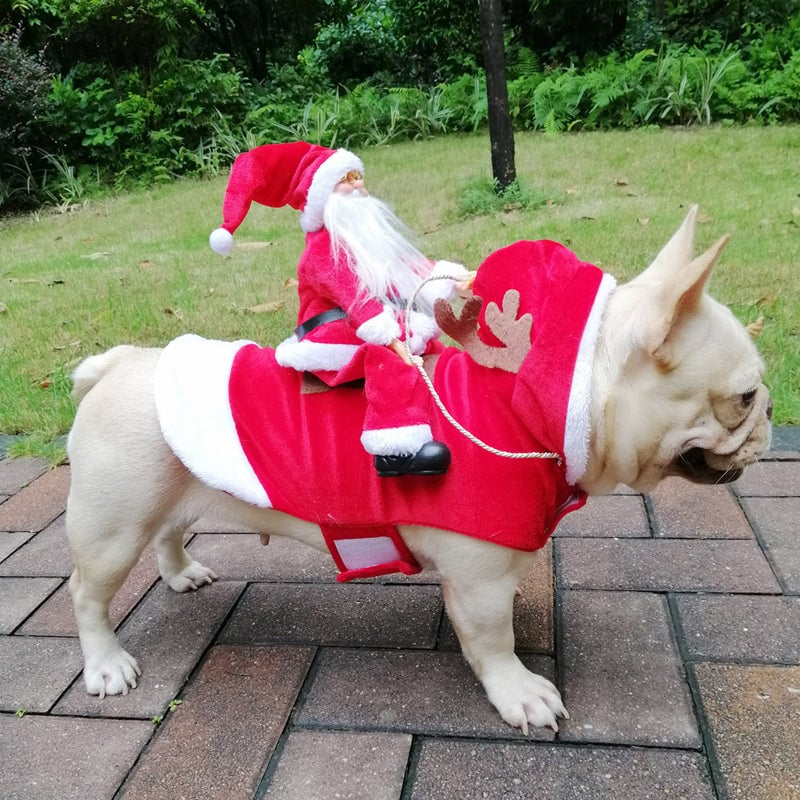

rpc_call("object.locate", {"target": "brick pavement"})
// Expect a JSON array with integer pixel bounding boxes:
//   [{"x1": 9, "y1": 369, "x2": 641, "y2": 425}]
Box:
[{"x1": 0, "y1": 433, "x2": 798, "y2": 800}]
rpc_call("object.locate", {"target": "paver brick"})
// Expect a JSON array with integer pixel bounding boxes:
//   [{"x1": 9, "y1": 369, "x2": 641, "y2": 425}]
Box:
[
  {"x1": 0, "y1": 576, "x2": 61, "y2": 633},
  {"x1": 0, "y1": 465, "x2": 70, "y2": 532},
  {"x1": 0, "y1": 714, "x2": 152, "y2": 800},
  {"x1": 54, "y1": 580, "x2": 244, "y2": 718},
  {"x1": 742, "y1": 496, "x2": 800, "y2": 594},
  {"x1": 0, "y1": 456, "x2": 48, "y2": 495},
  {"x1": 0, "y1": 514, "x2": 73, "y2": 577},
  {"x1": 556, "y1": 538, "x2": 781, "y2": 593},
  {"x1": 409, "y1": 740, "x2": 715, "y2": 799},
  {"x1": 694, "y1": 663, "x2": 800, "y2": 800},
  {"x1": 733, "y1": 461, "x2": 800, "y2": 497},
  {"x1": 0, "y1": 635, "x2": 84, "y2": 712},
  {"x1": 262, "y1": 730, "x2": 412, "y2": 800},
  {"x1": 296, "y1": 648, "x2": 556, "y2": 740},
  {"x1": 0, "y1": 531, "x2": 34, "y2": 562},
  {"x1": 674, "y1": 593, "x2": 800, "y2": 662},
  {"x1": 648, "y1": 477, "x2": 753, "y2": 538},
  {"x1": 559, "y1": 590, "x2": 701, "y2": 747},
  {"x1": 553, "y1": 494, "x2": 650, "y2": 537},
  {"x1": 220, "y1": 582, "x2": 442, "y2": 648},
  {"x1": 120, "y1": 645, "x2": 314, "y2": 800}
]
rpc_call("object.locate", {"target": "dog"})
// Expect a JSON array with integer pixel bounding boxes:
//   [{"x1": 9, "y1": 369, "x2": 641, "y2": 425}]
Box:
[{"x1": 65, "y1": 206, "x2": 771, "y2": 733}]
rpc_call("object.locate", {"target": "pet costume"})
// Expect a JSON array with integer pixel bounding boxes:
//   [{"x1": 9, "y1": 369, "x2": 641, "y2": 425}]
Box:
[{"x1": 156, "y1": 238, "x2": 617, "y2": 580}]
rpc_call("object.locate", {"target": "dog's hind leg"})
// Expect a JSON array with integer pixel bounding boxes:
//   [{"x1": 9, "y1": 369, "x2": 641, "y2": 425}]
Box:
[
  {"x1": 154, "y1": 518, "x2": 218, "y2": 593},
  {"x1": 67, "y1": 503, "x2": 147, "y2": 697}
]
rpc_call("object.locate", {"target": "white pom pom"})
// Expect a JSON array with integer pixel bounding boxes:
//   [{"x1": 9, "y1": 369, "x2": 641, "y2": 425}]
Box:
[{"x1": 209, "y1": 227, "x2": 234, "y2": 257}]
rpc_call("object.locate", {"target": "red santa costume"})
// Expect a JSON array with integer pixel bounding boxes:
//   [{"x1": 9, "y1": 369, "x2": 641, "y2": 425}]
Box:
[
  {"x1": 210, "y1": 142, "x2": 465, "y2": 464},
  {"x1": 155, "y1": 238, "x2": 617, "y2": 581}
]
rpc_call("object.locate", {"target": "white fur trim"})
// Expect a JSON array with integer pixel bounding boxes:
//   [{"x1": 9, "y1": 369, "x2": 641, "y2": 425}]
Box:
[
  {"x1": 361, "y1": 424, "x2": 433, "y2": 456},
  {"x1": 275, "y1": 334, "x2": 360, "y2": 372},
  {"x1": 563, "y1": 273, "x2": 617, "y2": 485},
  {"x1": 356, "y1": 307, "x2": 401, "y2": 345},
  {"x1": 406, "y1": 310, "x2": 440, "y2": 355},
  {"x1": 155, "y1": 334, "x2": 271, "y2": 508},
  {"x1": 300, "y1": 149, "x2": 364, "y2": 232},
  {"x1": 209, "y1": 227, "x2": 234, "y2": 256}
]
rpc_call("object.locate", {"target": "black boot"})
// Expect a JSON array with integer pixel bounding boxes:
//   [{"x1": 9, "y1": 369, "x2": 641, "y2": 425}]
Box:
[{"x1": 374, "y1": 441, "x2": 451, "y2": 477}]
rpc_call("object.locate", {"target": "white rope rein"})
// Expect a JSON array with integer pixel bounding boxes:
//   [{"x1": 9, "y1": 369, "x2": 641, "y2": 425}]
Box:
[{"x1": 401, "y1": 273, "x2": 562, "y2": 464}]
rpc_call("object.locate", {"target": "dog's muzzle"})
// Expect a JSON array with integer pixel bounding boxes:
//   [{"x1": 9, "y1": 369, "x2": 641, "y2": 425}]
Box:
[{"x1": 675, "y1": 447, "x2": 744, "y2": 484}]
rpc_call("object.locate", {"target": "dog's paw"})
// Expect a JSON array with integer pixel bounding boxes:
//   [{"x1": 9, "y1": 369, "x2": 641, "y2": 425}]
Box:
[
  {"x1": 165, "y1": 560, "x2": 218, "y2": 593},
  {"x1": 483, "y1": 658, "x2": 568, "y2": 735},
  {"x1": 84, "y1": 650, "x2": 141, "y2": 698}
]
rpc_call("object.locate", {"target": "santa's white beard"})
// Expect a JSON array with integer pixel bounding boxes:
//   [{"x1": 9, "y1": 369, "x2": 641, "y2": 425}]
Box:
[{"x1": 323, "y1": 192, "x2": 431, "y2": 306}]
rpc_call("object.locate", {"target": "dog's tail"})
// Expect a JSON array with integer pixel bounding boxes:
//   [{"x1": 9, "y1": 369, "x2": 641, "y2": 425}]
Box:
[{"x1": 71, "y1": 345, "x2": 139, "y2": 402}]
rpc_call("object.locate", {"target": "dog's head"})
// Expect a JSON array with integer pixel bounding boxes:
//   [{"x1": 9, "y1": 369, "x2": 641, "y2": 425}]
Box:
[{"x1": 585, "y1": 205, "x2": 772, "y2": 493}]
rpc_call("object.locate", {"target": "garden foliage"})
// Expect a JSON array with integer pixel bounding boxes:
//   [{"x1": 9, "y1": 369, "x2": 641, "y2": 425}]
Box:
[{"x1": 1, "y1": 0, "x2": 800, "y2": 213}]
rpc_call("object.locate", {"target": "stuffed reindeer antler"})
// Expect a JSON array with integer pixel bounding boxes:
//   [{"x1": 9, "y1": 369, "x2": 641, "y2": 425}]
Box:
[{"x1": 434, "y1": 290, "x2": 533, "y2": 373}]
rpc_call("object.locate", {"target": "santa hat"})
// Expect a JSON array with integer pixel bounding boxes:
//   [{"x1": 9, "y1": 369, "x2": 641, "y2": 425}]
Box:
[{"x1": 209, "y1": 141, "x2": 364, "y2": 256}]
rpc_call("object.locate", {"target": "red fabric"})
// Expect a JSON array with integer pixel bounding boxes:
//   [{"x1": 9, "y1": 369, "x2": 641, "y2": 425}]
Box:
[
  {"x1": 229, "y1": 344, "x2": 585, "y2": 555},
  {"x1": 221, "y1": 142, "x2": 334, "y2": 234}
]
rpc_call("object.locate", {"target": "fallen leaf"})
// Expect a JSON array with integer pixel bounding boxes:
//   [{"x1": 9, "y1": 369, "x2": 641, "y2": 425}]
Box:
[
  {"x1": 746, "y1": 316, "x2": 765, "y2": 338},
  {"x1": 756, "y1": 293, "x2": 777, "y2": 308},
  {"x1": 244, "y1": 301, "x2": 285, "y2": 314},
  {"x1": 164, "y1": 307, "x2": 184, "y2": 319},
  {"x1": 237, "y1": 241, "x2": 275, "y2": 251},
  {"x1": 284, "y1": 277, "x2": 299, "y2": 288},
  {"x1": 613, "y1": 178, "x2": 628, "y2": 187},
  {"x1": 637, "y1": 217, "x2": 650, "y2": 226},
  {"x1": 39, "y1": 379, "x2": 52, "y2": 389},
  {"x1": 139, "y1": 260, "x2": 152, "y2": 270},
  {"x1": 565, "y1": 187, "x2": 578, "y2": 195}
]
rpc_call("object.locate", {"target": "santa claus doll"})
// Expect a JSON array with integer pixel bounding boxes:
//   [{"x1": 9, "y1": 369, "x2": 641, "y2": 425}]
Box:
[{"x1": 210, "y1": 141, "x2": 469, "y2": 477}]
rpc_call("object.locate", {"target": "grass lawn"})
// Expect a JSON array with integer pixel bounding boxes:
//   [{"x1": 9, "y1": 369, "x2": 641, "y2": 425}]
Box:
[{"x1": 1, "y1": 126, "x2": 798, "y2": 458}]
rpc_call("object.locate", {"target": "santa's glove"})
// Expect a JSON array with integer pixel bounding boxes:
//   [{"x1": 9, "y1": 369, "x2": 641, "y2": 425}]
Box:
[
  {"x1": 405, "y1": 310, "x2": 441, "y2": 355},
  {"x1": 417, "y1": 261, "x2": 471, "y2": 307},
  {"x1": 356, "y1": 307, "x2": 401, "y2": 346}
]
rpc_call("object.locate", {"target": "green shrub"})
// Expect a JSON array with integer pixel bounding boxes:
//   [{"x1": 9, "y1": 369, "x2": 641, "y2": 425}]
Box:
[{"x1": 0, "y1": 27, "x2": 56, "y2": 210}]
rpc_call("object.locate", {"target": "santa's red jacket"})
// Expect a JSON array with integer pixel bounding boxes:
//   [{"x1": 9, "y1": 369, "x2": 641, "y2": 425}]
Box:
[{"x1": 155, "y1": 240, "x2": 617, "y2": 580}]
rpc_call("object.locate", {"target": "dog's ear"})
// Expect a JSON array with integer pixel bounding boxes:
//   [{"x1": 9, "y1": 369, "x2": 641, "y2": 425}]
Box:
[
  {"x1": 638, "y1": 205, "x2": 698, "y2": 284},
  {"x1": 644, "y1": 233, "x2": 730, "y2": 368}
]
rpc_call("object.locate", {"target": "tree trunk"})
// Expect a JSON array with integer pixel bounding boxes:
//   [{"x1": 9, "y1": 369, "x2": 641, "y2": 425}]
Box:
[{"x1": 479, "y1": 0, "x2": 516, "y2": 192}]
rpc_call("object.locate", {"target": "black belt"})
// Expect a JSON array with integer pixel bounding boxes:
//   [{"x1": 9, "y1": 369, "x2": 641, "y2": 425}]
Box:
[{"x1": 294, "y1": 307, "x2": 347, "y2": 340}]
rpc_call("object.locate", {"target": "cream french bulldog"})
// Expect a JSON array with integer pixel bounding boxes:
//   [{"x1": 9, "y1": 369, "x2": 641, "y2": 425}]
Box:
[{"x1": 65, "y1": 206, "x2": 771, "y2": 733}]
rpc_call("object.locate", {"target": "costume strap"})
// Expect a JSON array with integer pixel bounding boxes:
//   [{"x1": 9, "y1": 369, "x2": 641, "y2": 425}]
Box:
[{"x1": 294, "y1": 307, "x2": 347, "y2": 340}]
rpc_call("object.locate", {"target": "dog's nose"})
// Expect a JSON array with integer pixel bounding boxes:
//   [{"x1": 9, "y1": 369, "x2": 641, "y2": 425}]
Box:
[{"x1": 766, "y1": 400, "x2": 773, "y2": 420}]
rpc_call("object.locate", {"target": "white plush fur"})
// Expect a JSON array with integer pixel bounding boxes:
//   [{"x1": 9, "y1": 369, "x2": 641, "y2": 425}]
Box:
[{"x1": 65, "y1": 207, "x2": 772, "y2": 732}]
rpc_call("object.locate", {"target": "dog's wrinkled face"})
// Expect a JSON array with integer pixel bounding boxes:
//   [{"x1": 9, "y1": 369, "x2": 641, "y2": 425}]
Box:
[{"x1": 586, "y1": 206, "x2": 772, "y2": 494}]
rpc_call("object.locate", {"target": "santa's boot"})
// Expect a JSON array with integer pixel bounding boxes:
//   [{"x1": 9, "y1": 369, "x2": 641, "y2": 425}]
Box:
[{"x1": 373, "y1": 439, "x2": 451, "y2": 477}]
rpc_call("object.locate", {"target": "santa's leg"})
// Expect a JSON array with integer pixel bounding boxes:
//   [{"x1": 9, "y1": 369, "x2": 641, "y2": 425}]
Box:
[{"x1": 359, "y1": 345, "x2": 450, "y2": 476}]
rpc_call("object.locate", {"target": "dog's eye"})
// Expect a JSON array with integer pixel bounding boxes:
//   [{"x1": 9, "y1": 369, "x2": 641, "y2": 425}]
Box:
[{"x1": 742, "y1": 389, "x2": 757, "y2": 406}]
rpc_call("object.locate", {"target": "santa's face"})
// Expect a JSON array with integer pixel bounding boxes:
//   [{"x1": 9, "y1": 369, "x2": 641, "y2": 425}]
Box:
[{"x1": 334, "y1": 170, "x2": 368, "y2": 197}]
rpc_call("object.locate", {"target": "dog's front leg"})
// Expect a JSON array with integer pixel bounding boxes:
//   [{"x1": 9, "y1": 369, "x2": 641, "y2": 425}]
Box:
[
  {"x1": 405, "y1": 528, "x2": 567, "y2": 734},
  {"x1": 443, "y1": 573, "x2": 567, "y2": 734}
]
